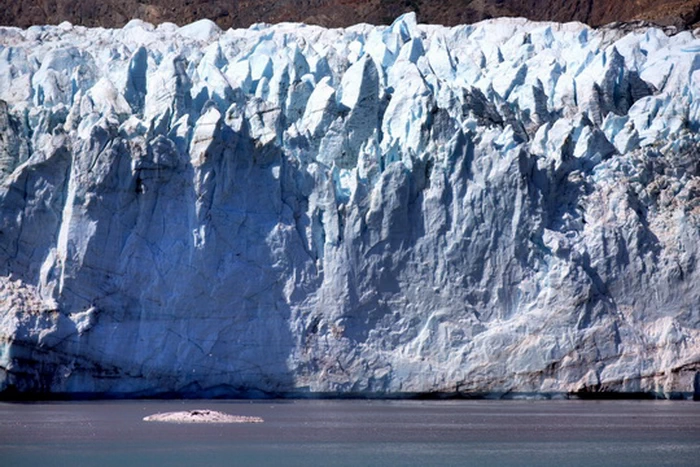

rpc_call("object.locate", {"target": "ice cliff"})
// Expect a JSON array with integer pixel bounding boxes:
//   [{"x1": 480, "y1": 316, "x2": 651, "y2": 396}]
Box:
[{"x1": 1, "y1": 14, "x2": 699, "y2": 398}]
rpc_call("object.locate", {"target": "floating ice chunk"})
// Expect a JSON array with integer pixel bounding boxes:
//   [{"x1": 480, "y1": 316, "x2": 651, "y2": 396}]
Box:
[{"x1": 144, "y1": 410, "x2": 263, "y2": 424}]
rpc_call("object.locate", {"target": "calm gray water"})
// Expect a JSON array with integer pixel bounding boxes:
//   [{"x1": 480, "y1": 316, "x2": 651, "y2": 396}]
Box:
[{"x1": 1, "y1": 399, "x2": 698, "y2": 466}]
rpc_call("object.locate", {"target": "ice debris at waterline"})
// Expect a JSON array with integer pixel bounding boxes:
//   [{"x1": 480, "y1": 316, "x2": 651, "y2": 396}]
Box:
[
  {"x1": 143, "y1": 410, "x2": 264, "y2": 423},
  {"x1": 0, "y1": 13, "x2": 699, "y2": 399}
]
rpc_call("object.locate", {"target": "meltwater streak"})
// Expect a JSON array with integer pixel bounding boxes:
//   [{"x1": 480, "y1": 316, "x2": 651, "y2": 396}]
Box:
[{"x1": 1, "y1": 400, "x2": 699, "y2": 466}]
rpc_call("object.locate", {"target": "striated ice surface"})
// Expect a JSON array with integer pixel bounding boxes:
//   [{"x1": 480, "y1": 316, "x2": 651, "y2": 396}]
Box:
[{"x1": 0, "y1": 13, "x2": 699, "y2": 398}]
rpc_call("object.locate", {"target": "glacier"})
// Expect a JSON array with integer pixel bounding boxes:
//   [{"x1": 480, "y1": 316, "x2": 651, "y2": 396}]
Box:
[{"x1": 0, "y1": 13, "x2": 699, "y2": 398}]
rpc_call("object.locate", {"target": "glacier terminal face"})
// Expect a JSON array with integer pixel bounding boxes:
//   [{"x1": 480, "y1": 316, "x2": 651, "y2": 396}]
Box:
[{"x1": 0, "y1": 14, "x2": 699, "y2": 398}]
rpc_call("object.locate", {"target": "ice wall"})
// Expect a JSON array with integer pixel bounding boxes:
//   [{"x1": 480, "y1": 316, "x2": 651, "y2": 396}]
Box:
[{"x1": 0, "y1": 14, "x2": 699, "y2": 398}]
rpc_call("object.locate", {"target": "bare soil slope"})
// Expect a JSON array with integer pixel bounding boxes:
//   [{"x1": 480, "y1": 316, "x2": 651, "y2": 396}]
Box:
[{"x1": 2, "y1": 0, "x2": 700, "y2": 29}]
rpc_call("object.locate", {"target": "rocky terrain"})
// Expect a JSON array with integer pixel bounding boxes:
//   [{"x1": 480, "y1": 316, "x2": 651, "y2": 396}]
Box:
[
  {"x1": 2, "y1": 0, "x2": 700, "y2": 30},
  {"x1": 0, "y1": 14, "x2": 699, "y2": 398}
]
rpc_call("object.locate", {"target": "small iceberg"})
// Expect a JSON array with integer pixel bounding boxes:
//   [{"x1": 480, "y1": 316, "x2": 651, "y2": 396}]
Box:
[{"x1": 143, "y1": 409, "x2": 264, "y2": 423}]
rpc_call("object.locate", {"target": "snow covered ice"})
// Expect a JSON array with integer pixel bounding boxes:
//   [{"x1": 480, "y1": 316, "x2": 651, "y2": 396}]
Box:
[{"x1": 0, "y1": 14, "x2": 699, "y2": 398}]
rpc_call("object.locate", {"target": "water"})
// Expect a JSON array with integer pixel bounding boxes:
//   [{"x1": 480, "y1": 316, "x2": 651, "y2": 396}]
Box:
[{"x1": 1, "y1": 399, "x2": 698, "y2": 466}]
